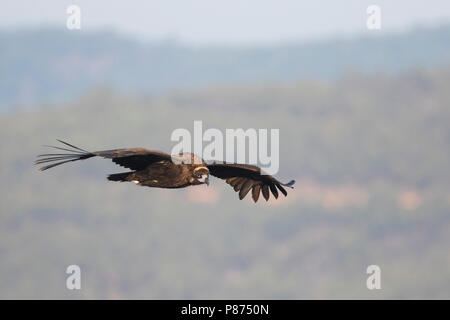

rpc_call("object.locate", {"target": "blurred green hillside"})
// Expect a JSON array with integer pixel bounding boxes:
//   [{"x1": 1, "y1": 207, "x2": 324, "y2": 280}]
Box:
[
  {"x1": 0, "y1": 66, "x2": 449, "y2": 299},
  {"x1": 2, "y1": 24, "x2": 450, "y2": 110}
]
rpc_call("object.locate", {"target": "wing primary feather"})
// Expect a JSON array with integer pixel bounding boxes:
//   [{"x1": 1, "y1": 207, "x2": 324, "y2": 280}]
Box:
[
  {"x1": 35, "y1": 156, "x2": 80, "y2": 164},
  {"x1": 261, "y1": 185, "x2": 270, "y2": 201},
  {"x1": 56, "y1": 139, "x2": 89, "y2": 152},
  {"x1": 252, "y1": 185, "x2": 261, "y2": 202},
  {"x1": 234, "y1": 178, "x2": 246, "y2": 192},
  {"x1": 226, "y1": 177, "x2": 240, "y2": 186},
  {"x1": 36, "y1": 142, "x2": 94, "y2": 170},
  {"x1": 269, "y1": 184, "x2": 279, "y2": 199},
  {"x1": 276, "y1": 183, "x2": 288, "y2": 196},
  {"x1": 39, "y1": 159, "x2": 79, "y2": 171},
  {"x1": 239, "y1": 180, "x2": 253, "y2": 200},
  {"x1": 38, "y1": 153, "x2": 83, "y2": 157},
  {"x1": 42, "y1": 145, "x2": 85, "y2": 154}
]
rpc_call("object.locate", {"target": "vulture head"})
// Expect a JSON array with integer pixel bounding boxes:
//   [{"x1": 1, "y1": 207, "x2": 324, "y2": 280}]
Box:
[{"x1": 191, "y1": 166, "x2": 210, "y2": 185}]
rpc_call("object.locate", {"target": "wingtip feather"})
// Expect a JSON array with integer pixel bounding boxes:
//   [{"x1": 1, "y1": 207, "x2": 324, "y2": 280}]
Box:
[{"x1": 283, "y1": 180, "x2": 295, "y2": 188}]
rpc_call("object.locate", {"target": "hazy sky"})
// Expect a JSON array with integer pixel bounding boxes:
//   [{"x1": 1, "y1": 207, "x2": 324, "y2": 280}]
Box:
[{"x1": 2, "y1": 0, "x2": 450, "y2": 44}]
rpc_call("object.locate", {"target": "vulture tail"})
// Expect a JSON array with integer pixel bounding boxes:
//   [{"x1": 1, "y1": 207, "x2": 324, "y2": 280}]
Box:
[
  {"x1": 35, "y1": 140, "x2": 94, "y2": 171},
  {"x1": 107, "y1": 172, "x2": 134, "y2": 182}
]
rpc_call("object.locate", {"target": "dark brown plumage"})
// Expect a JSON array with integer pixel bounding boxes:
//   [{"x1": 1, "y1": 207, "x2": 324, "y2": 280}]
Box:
[{"x1": 36, "y1": 140, "x2": 295, "y2": 202}]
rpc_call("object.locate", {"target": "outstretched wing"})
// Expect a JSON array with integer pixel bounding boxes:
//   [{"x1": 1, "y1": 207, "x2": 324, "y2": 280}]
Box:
[
  {"x1": 206, "y1": 162, "x2": 295, "y2": 202},
  {"x1": 35, "y1": 140, "x2": 172, "y2": 171},
  {"x1": 91, "y1": 148, "x2": 172, "y2": 171}
]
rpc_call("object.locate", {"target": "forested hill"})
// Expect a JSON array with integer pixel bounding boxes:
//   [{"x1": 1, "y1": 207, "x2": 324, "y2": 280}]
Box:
[
  {"x1": 1, "y1": 24, "x2": 450, "y2": 110},
  {"x1": 1, "y1": 65, "x2": 450, "y2": 298}
]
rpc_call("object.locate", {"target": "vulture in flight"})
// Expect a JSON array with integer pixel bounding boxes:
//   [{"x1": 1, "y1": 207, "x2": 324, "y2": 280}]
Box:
[{"x1": 35, "y1": 140, "x2": 295, "y2": 203}]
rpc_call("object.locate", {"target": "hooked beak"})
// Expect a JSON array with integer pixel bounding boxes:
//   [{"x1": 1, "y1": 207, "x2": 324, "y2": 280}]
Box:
[{"x1": 197, "y1": 174, "x2": 210, "y2": 185}]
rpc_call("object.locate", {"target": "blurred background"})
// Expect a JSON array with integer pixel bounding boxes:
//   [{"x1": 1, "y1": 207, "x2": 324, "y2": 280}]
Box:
[{"x1": 1, "y1": 0, "x2": 450, "y2": 299}]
